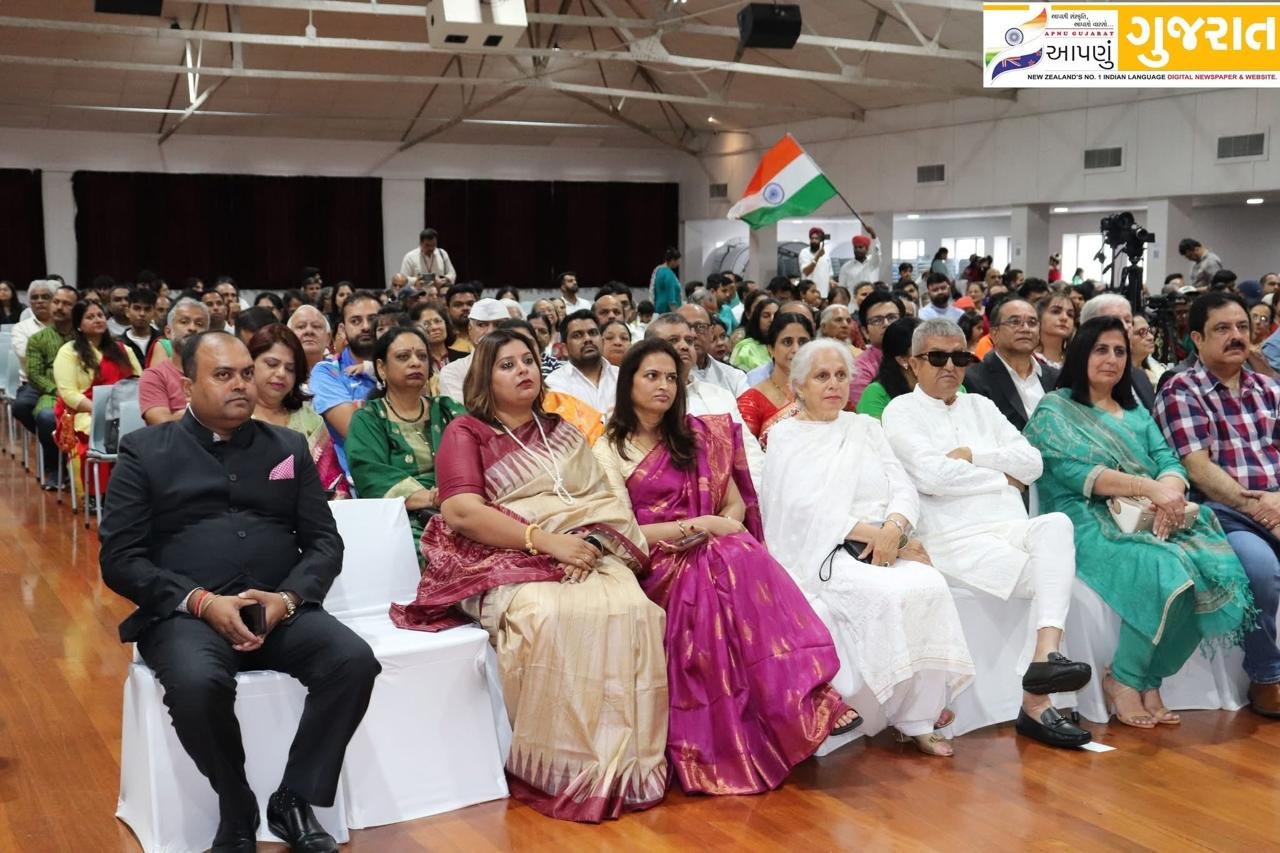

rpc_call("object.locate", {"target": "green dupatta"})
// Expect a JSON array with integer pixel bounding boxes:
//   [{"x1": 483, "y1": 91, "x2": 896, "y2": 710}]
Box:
[{"x1": 1025, "y1": 390, "x2": 1253, "y2": 647}]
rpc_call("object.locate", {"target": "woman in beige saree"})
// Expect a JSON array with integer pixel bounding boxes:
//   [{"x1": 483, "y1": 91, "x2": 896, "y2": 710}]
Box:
[{"x1": 390, "y1": 329, "x2": 668, "y2": 822}]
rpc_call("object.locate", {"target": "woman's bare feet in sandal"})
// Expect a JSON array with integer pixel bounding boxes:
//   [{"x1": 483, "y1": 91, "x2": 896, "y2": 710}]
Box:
[
  {"x1": 904, "y1": 731, "x2": 954, "y2": 757},
  {"x1": 830, "y1": 703, "x2": 863, "y2": 736},
  {"x1": 1140, "y1": 688, "x2": 1181, "y2": 725},
  {"x1": 934, "y1": 708, "x2": 955, "y2": 729},
  {"x1": 1103, "y1": 672, "x2": 1156, "y2": 728}
]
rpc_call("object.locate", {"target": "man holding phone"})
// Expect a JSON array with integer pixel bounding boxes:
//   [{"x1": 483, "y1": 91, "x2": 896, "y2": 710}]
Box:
[
  {"x1": 100, "y1": 331, "x2": 379, "y2": 853},
  {"x1": 798, "y1": 227, "x2": 835, "y2": 297}
]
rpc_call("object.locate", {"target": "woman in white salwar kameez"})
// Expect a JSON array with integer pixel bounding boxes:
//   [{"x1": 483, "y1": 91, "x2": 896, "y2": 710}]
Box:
[{"x1": 762, "y1": 339, "x2": 975, "y2": 756}]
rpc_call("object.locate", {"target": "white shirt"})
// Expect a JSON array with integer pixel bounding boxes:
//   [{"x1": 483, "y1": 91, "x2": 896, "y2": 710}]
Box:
[
  {"x1": 562, "y1": 294, "x2": 594, "y2": 314},
  {"x1": 881, "y1": 385, "x2": 1046, "y2": 599},
  {"x1": 996, "y1": 352, "x2": 1046, "y2": 420},
  {"x1": 107, "y1": 316, "x2": 129, "y2": 338},
  {"x1": 438, "y1": 352, "x2": 472, "y2": 402},
  {"x1": 399, "y1": 246, "x2": 457, "y2": 284},
  {"x1": 798, "y1": 245, "x2": 835, "y2": 296},
  {"x1": 686, "y1": 379, "x2": 763, "y2": 492},
  {"x1": 691, "y1": 356, "x2": 749, "y2": 398},
  {"x1": 545, "y1": 360, "x2": 619, "y2": 414},
  {"x1": 836, "y1": 239, "x2": 883, "y2": 290},
  {"x1": 11, "y1": 315, "x2": 45, "y2": 383},
  {"x1": 918, "y1": 302, "x2": 964, "y2": 322}
]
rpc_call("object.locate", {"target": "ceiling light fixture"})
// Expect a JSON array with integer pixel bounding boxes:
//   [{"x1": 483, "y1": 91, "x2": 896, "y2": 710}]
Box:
[
  {"x1": 1247, "y1": 197, "x2": 1264, "y2": 205},
  {"x1": 906, "y1": 213, "x2": 920, "y2": 220},
  {"x1": 1053, "y1": 206, "x2": 1069, "y2": 213},
  {"x1": 707, "y1": 115, "x2": 717, "y2": 123},
  {"x1": 305, "y1": 8, "x2": 317, "y2": 40}
]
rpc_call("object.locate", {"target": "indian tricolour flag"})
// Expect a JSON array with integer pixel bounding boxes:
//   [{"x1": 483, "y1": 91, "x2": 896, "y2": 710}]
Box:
[{"x1": 727, "y1": 134, "x2": 839, "y2": 229}]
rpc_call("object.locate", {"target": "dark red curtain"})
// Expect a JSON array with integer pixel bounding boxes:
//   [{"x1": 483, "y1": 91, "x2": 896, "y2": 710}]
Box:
[
  {"x1": 0, "y1": 169, "x2": 48, "y2": 291},
  {"x1": 73, "y1": 172, "x2": 384, "y2": 291},
  {"x1": 425, "y1": 178, "x2": 678, "y2": 291}
]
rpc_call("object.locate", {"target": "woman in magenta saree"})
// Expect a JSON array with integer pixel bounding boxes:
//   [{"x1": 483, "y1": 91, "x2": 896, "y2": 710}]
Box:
[{"x1": 593, "y1": 338, "x2": 858, "y2": 796}]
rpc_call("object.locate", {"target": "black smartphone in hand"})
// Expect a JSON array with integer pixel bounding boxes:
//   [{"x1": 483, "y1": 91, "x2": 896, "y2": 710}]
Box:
[{"x1": 241, "y1": 602, "x2": 267, "y2": 636}]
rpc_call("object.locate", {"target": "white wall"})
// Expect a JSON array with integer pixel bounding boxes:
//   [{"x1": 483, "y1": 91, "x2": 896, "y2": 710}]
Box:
[{"x1": 0, "y1": 127, "x2": 706, "y2": 288}]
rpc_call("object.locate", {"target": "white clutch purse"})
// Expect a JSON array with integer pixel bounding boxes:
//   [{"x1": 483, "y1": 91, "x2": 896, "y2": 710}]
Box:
[{"x1": 1108, "y1": 495, "x2": 1198, "y2": 534}]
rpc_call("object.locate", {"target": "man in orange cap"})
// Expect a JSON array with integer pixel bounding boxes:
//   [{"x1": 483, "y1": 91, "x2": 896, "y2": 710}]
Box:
[{"x1": 837, "y1": 225, "x2": 881, "y2": 292}]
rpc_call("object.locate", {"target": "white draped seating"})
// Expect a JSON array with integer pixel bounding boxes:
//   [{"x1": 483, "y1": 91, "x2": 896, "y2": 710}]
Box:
[{"x1": 116, "y1": 498, "x2": 511, "y2": 852}]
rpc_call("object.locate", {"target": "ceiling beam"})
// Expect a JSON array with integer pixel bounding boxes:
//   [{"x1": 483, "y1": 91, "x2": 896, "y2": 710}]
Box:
[
  {"x1": 0, "y1": 15, "x2": 1002, "y2": 99},
  {"x1": 158, "y1": 2, "x2": 983, "y2": 61},
  {"x1": 0, "y1": 53, "x2": 865, "y2": 117},
  {"x1": 557, "y1": 89, "x2": 698, "y2": 156},
  {"x1": 165, "y1": 0, "x2": 983, "y2": 17},
  {"x1": 398, "y1": 87, "x2": 522, "y2": 151},
  {"x1": 158, "y1": 77, "x2": 227, "y2": 144}
]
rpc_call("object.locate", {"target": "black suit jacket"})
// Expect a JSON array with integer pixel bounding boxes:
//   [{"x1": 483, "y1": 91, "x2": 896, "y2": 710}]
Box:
[
  {"x1": 1130, "y1": 365, "x2": 1156, "y2": 410},
  {"x1": 962, "y1": 351, "x2": 1060, "y2": 432},
  {"x1": 99, "y1": 412, "x2": 344, "y2": 643}
]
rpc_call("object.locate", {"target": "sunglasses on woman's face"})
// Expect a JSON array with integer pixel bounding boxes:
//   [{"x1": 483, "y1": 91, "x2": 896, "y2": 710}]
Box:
[{"x1": 919, "y1": 350, "x2": 978, "y2": 367}]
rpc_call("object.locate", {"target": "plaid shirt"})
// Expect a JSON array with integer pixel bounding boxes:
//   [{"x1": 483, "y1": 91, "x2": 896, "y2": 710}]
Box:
[{"x1": 1153, "y1": 362, "x2": 1280, "y2": 492}]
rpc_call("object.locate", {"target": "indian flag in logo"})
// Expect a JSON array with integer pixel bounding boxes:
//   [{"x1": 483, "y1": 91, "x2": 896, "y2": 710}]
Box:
[{"x1": 727, "y1": 134, "x2": 839, "y2": 230}]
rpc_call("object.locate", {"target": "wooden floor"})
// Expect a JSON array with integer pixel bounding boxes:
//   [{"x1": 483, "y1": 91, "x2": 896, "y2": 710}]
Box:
[{"x1": 3, "y1": 451, "x2": 1280, "y2": 853}]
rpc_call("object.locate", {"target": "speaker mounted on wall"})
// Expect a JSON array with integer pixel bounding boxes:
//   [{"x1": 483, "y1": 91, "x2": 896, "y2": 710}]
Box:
[
  {"x1": 737, "y1": 3, "x2": 802, "y2": 49},
  {"x1": 94, "y1": 0, "x2": 164, "y2": 15}
]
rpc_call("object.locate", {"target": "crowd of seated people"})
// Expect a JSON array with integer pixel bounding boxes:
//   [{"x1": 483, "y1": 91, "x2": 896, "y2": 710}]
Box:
[{"x1": 1, "y1": 239, "x2": 1275, "y2": 850}]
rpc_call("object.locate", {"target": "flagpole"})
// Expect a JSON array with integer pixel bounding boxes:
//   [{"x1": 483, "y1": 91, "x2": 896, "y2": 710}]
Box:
[{"x1": 833, "y1": 188, "x2": 863, "y2": 225}]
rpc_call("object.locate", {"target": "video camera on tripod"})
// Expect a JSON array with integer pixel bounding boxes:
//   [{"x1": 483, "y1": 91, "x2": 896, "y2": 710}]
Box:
[{"x1": 1095, "y1": 211, "x2": 1156, "y2": 313}]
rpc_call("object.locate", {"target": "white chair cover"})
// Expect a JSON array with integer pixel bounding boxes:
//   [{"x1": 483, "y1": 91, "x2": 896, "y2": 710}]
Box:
[
  {"x1": 327, "y1": 498, "x2": 510, "y2": 829},
  {"x1": 117, "y1": 663, "x2": 351, "y2": 853},
  {"x1": 116, "y1": 498, "x2": 510, "y2": 850},
  {"x1": 1062, "y1": 579, "x2": 1249, "y2": 722}
]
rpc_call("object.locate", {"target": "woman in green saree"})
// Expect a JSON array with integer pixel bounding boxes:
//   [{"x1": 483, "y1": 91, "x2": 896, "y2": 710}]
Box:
[
  {"x1": 1025, "y1": 317, "x2": 1254, "y2": 729},
  {"x1": 347, "y1": 327, "x2": 463, "y2": 555}
]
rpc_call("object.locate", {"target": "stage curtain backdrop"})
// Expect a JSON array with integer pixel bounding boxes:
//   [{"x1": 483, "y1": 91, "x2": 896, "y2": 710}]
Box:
[
  {"x1": 73, "y1": 172, "x2": 384, "y2": 291},
  {"x1": 0, "y1": 169, "x2": 48, "y2": 291},
  {"x1": 424, "y1": 178, "x2": 679, "y2": 291}
]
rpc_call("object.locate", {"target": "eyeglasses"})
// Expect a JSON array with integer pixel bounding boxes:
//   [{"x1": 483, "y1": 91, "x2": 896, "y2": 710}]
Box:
[
  {"x1": 918, "y1": 350, "x2": 978, "y2": 367},
  {"x1": 995, "y1": 317, "x2": 1039, "y2": 330},
  {"x1": 689, "y1": 322, "x2": 709, "y2": 332},
  {"x1": 865, "y1": 313, "x2": 901, "y2": 327},
  {"x1": 1131, "y1": 327, "x2": 1155, "y2": 339}
]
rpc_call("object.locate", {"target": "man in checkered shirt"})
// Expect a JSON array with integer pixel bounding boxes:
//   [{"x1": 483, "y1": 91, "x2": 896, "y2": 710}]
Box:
[{"x1": 1154, "y1": 291, "x2": 1280, "y2": 720}]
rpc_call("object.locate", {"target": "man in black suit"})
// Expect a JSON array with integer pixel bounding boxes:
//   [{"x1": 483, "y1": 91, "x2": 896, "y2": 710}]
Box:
[
  {"x1": 963, "y1": 295, "x2": 1059, "y2": 431},
  {"x1": 100, "y1": 331, "x2": 379, "y2": 853}
]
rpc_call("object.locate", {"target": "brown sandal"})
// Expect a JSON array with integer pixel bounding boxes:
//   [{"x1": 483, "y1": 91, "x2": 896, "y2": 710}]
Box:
[
  {"x1": 894, "y1": 729, "x2": 955, "y2": 757},
  {"x1": 1103, "y1": 671, "x2": 1156, "y2": 729}
]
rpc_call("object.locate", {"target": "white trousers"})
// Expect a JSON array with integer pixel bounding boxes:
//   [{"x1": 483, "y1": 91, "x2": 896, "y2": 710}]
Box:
[
  {"x1": 1008, "y1": 512, "x2": 1077, "y2": 633},
  {"x1": 883, "y1": 671, "x2": 949, "y2": 737}
]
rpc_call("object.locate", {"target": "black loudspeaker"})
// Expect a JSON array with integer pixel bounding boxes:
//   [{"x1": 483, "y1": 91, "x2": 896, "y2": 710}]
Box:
[
  {"x1": 737, "y1": 3, "x2": 802, "y2": 49},
  {"x1": 94, "y1": 0, "x2": 164, "y2": 15}
]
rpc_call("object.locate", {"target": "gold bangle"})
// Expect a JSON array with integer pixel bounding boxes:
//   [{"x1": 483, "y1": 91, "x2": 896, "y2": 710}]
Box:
[
  {"x1": 524, "y1": 523, "x2": 541, "y2": 555},
  {"x1": 676, "y1": 520, "x2": 688, "y2": 538}
]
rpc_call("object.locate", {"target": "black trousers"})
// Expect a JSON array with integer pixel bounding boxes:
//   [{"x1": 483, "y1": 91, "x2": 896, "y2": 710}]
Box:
[
  {"x1": 12, "y1": 384, "x2": 58, "y2": 474},
  {"x1": 137, "y1": 607, "x2": 380, "y2": 819}
]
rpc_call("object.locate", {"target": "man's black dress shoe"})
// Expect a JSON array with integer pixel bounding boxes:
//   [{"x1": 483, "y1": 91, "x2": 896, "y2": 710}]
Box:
[
  {"x1": 1022, "y1": 652, "x2": 1092, "y2": 695},
  {"x1": 1015, "y1": 706, "x2": 1092, "y2": 748},
  {"x1": 211, "y1": 811, "x2": 259, "y2": 853},
  {"x1": 267, "y1": 788, "x2": 339, "y2": 853}
]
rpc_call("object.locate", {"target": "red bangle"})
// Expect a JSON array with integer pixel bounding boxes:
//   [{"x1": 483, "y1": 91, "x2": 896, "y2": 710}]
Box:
[{"x1": 191, "y1": 590, "x2": 211, "y2": 619}]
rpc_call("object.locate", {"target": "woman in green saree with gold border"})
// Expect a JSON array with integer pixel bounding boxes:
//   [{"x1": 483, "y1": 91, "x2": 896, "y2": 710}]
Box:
[{"x1": 347, "y1": 327, "x2": 464, "y2": 553}]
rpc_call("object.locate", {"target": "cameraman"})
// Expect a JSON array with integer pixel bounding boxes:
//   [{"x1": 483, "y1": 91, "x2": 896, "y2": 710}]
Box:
[
  {"x1": 399, "y1": 227, "x2": 457, "y2": 286},
  {"x1": 799, "y1": 227, "x2": 835, "y2": 297},
  {"x1": 1178, "y1": 237, "x2": 1222, "y2": 290}
]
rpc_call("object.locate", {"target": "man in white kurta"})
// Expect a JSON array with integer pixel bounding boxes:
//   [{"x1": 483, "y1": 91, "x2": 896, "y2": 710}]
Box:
[
  {"x1": 646, "y1": 314, "x2": 764, "y2": 490},
  {"x1": 882, "y1": 318, "x2": 1093, "y2": 749}
]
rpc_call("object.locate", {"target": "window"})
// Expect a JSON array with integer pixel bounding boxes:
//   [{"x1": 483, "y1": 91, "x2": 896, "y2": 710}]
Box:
[
  {"x1": 1062, "y1": 232, "x2": 1139, "y2": 283},
  {"x1": 892, "y1": 239, "x2": 926, "y2": 262},
  {"x1": 992, "y1": 236, "x2": 1011, "y2": 273}
]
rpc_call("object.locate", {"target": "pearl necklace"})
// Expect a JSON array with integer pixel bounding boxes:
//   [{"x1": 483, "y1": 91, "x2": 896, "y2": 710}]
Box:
[{"x1": 497, "y1": 414, "x2": 577, "y2": 505}]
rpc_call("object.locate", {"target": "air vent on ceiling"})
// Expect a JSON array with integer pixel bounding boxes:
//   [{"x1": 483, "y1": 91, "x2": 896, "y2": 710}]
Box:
[
  {"x1": 1084, "y1": 146, "x2": 1123, "y2": 170},
  {"x1": 1217, "y1": 132, "x2": 1267, "y2": 160},
  {"x1": 709, "y1": 183, "x2": 729, "y2": 199},
  {"x1": 916, "y1": 163, "x2": 946, "y2": 184}
]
